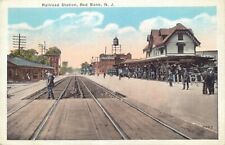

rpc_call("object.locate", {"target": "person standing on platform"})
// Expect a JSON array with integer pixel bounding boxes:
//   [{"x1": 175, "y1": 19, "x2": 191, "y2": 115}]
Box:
[
  {"x1": 207, "y1": 68, "x2": 215, "y2": 95},
  {"x1": 182, "y1": 68, "x2": 190, "y2": 90},
  {"x1": 118, "y1": 68, "x2": 122, "y2": 80},
  {"x1": 168, "y1": 70, "x2": 173, "y2": 87},
  {"x1": 202, "y1": 69, "x2": 208, "y2": 94},
  {"x1": 103, "y1": 72, "x2": 106, "y2": 78},
  {"x1": 26, "y1": 72, "x2": 30, "y2": 81},
  {"x1": 47, "y1": 72, "x2": 55, "y2": 99}
]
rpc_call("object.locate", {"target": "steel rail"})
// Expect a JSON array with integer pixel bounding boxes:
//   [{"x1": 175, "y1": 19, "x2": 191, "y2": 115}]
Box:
[
  {"x1": 83, "y1": 77, "x2": 192, "y2": 140},
  {"x1": 7, "y1": 78, "x2": 66, "y2": 118},
  {"x1": 30, "y1": 77, "x2": 72, "y2": 140},
  {"x1": 75, "y1": 76, "x2": 83, "y2": 98},
  {"x1": 79, "y1": 78, "x2": 128, "y2": 140},
  {"x1": 22, "y1": 78, "x2": 66, "y2": 100}
]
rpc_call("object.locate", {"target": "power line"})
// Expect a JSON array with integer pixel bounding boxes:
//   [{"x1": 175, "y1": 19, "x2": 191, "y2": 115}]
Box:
[
  {"x1": 12, "y1": 33, "x2": 26, "y2": 55},
  {"x1": 38, "y1": 41, "x2": 47, "y2": 55}
]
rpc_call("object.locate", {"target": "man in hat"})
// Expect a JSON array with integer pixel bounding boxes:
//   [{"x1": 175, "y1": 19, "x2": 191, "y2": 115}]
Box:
[
  {"x1": 207, "y1": 68, "x2": 215, "y2": 95},
  {"x1": 182, "y1": 68, "x2": 190, "y2": 90},
  {"x1": 46, "y1": 71, "x2": 55, "y2": 99}
]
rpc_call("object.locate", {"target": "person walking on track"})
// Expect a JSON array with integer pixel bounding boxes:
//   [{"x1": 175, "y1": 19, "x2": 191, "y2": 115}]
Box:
[{"x1": 47, "y1": 72, "x2": 55, "y2": 99}]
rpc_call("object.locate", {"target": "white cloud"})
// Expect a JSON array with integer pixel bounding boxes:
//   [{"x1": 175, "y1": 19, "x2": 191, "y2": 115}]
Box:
[
  {"x1": 138, "y1": 13, "x2": 216, "y2": 51},
  {"x1": 9, "y1": 22, "x2": 33, "y2": 30},
  {"x1": 93, "y1": 23, "x2": 137, "y2": 36},
  {"x1": 139, "y1": 13, "x2": 216, "y2": 35},
  {"x1": 9, "y1": 11, "x2": 104, "y2": 31},
  {"x1": 139, "y1": 16, "x2": 173, "y2": 33},
  {"x1": 118, "y1": 26, "x2": 136, "y2": 34},
  {"x1": 8, "y1": 12, "x2": 217, "y2": 67},
  {"x1": 79, "y1": 12, "x2": 104, "y2": 27},
  {"x1": 60, "y1": 13, "x2": 77, "y2": 19}
]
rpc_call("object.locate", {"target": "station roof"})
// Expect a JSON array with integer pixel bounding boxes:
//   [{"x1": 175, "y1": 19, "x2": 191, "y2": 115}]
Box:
[
  {"x1": 121, "y1": 55, "x2": 214, "y2": 65},
  {"x1": 143, "y1": 23, "x2": 201, "y2": 52},
  {"x1": 7, "y1": 56, "x2": 53, "y2": 69}
]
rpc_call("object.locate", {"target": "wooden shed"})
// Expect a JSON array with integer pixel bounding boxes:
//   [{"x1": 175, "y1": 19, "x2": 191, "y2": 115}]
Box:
[{"x1": 7, "y1": 56, "x2": 54, "y2": 82}]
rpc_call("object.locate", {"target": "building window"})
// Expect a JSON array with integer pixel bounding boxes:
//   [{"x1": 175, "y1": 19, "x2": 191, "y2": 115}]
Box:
[
  {"x1": 178, "y1": 33, "x2": 183, "y2": 40},
  {"x1": 160, "y1": 48, "x2": 164, "y2": 55},
  {"x1": 178, "y1": 45, "x2": 184, "y2": 54}
]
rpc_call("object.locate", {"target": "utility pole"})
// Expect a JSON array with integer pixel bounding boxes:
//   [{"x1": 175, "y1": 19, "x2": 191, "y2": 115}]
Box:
[
  {"x1": 105, "y1": 46, "x2": 107, "y2": 55},
  {"x1": 43, "y1": 41, "x2": 46, "y2": 54},
  {"x1": 12, "y1": 33, "x2": 26, "y2": 55},
  {"x1": 38, "y1": 41, "x2": 47, "y2": 55}
]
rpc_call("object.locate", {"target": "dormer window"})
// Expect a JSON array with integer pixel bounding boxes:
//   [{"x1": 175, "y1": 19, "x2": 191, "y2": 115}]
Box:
[{"x1": 178, "y1": 33, "x2": 183, "y2": 40}]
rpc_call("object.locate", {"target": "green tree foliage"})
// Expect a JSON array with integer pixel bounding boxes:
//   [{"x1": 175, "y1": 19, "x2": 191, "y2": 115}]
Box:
[
  {"x1": 45, "y1": 46, "x2": 61, "y2": 55},
  {"x1": 81, "y1": 62, "x2": 90, "y2": 74},
  {"x1": 36, "y1": 55, "x2": 49, "y2": 65},
  {"x1": 81, "y1": 62, "x2": 89, "y2": 69},
  {"x1": 9, "y1": 49, "x2": 49, "y2": 65},
  {"x1": 10, "y1": 49, "x2": 37, "y2": 60}
]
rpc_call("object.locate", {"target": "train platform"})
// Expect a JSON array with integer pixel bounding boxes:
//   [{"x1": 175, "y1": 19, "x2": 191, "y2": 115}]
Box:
[
  {"x1": 7, "y1": 75, "x2": 67, "y2": 111},
  {"x1": 85, "y1": 74, "x2": 218, "y2": 133}
]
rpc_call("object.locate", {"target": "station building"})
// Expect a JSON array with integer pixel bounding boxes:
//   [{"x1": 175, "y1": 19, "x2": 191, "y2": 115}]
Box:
[
  {"x1": 120, "y1": 23, "x2": 214, "y2": 80},
  {"x1": 7, "y1": 56, "x2": 53, "y2": 82}
]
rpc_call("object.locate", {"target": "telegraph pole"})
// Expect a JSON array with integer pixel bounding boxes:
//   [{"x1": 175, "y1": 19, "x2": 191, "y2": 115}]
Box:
[
  {"x1": 38, "y1": 41, "x2": 47, "y2": 55},
  {"x1": 12, "y1": 33, "x2": 26, "y2": 55}
]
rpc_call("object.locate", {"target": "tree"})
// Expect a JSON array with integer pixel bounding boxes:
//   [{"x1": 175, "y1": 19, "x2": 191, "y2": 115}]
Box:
[
  {"x1": 45, "y1": 46, "x2": 61, "y2": 56},
  {"x1": 81, "y1": 62, "x2": 89, "y2": 69},
  {"x1": 10, "y1": 49, "x2": 38, "y2": 59},
  {"x1": 9, "y1": 49, "x2": 38, "y2": 61},
  {"x1": 9, "y1": 49, "x2": 49, "y2": 65},
  {"x1": 36, "y1": 55, "x2": 49, "y2": 65},
  {"x1": 81, "y1": 62, "x2": 90, "y2": 74}
]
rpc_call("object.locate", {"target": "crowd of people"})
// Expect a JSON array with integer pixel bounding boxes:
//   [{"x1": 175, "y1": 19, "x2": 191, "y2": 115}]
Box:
[{"x1": 112, "y1": 64, "x2": 217, "y2": 95}]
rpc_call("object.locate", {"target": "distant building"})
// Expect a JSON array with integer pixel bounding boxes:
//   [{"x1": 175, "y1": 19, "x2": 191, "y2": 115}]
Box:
[
  {"x1": 45, "y1": 54, "x2": 60, "y2": 75},
  {"x1": 7, "y1": 56, "x2": 53, "y2": 82},
  {"x1": 96, "y1": 53, "x2": 132, "y2": 74}
]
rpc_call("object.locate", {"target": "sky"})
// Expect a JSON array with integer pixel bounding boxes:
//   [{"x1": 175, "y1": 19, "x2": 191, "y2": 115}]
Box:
[{"x1": 8, "y1": 7, "x2": 216, "y2": 68}]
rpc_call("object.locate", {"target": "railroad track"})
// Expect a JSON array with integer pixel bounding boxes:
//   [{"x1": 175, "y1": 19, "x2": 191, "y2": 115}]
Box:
[
  {"x1": 8, "y1": 81, "x2": 49, "y2": 95},
  {"x1": 78, "y1": 76, "x2": 192, "y2": 140},
  {"x1": 78, "y1": 77, "x2": 129, "y2": 139},
  {"x1": 7, "y1": 75, "x2": 216, "y2": 139},
  {"x1": 7, "y1": 76, "x2": 74, "y2": 140},
  {"x1": 7, "y1": 77, "x2": 67, "y2": 117},
  {"x1": 30, "y1": 77, "x2": 73, "y2": 140}
]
